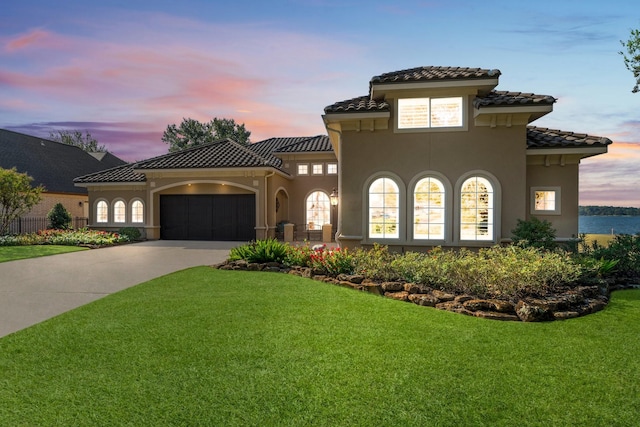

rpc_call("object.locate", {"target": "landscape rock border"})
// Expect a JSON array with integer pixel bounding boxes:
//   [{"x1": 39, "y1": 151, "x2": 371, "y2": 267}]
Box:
[{"x1": 215, "y1": 260, "x2": 640, "y2": 322}]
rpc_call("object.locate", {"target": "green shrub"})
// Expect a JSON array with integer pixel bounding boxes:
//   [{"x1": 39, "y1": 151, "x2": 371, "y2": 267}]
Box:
[
  {"x1": 37, "y1": 228, "x2": 129, "y2": 246},
  {"x1": 580, "y1": 233, "x2": 640, "y2": 277},
  {"x1": 352, "y1": 243, "x2": 399, "y2": 281},
  {"x1": 511, "y1": 217, "x2": 557, "y2": 250},
  {"x1": 47, "y1": 203, "x2": 72, "y2": 230},
  {"x1": 118, "y1": 227, "x2": 142, "y2": 241},
  {"x1": 229, "y1": 238, "x2": 289, "y2": 263}
]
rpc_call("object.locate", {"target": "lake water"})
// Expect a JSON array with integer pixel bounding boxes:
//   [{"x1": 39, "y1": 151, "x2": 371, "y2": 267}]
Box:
[{"x1": 579, "y1": 216, "x2": 640, "y2": 235}]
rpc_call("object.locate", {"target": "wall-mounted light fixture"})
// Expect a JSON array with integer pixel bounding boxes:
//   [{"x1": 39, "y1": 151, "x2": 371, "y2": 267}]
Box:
[{"x1": 330, "y1": 188, "x2": 339, "y2": 207}]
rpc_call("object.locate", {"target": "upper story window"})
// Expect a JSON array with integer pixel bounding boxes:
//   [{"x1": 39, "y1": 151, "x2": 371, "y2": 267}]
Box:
[
  {"x1": 327, "y1": 163, "x2": 337, "y2": 175},
  {"x1": 460, "y1": 176, "x2": 493, "y2": 241},
  {"x1": 413, "y1": 177, "x2": 445, "y2": 240},
  {"x1": 312, "y1": 164, "x2": 323, "y2": 175},
  {"x1": 531, "y1": 187, "x2": 561, "y2": 215},
  {"x1": 114, "y1": 200, "x2": 126, "y2": 223},
  {"x1": 369, "y1": 177, "x2": 399, "y2": 239},
  {"x1": 297, "y1": 164, "x2": 309, "y2": 175},
  {"x1": 397, "y1": 97, "x2": 463, "y2": 129},
  {"x1": 96, "y1": 200, "x2": 108, "y2": 223},
  {"x1": 131, "y1": 200, "x2": 144, "y2": 223}
]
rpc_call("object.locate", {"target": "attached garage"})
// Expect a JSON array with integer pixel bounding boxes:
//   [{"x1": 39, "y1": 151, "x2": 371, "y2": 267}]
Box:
[{"x1": 160, "y1": 194, "x2": 255, "y2": 241}]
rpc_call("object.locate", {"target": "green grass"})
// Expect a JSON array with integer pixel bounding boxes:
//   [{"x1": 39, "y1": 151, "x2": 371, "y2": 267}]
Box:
[
  {"x1": 1, "y1": 268, "x2": 639, "y2": 426},
  {"x1": 0, "y1": 245, "x2": 87, "y2": 262}
]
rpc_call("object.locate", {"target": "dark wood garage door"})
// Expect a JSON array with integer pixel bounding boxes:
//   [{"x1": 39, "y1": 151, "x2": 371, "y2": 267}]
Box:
[{"x1": 160, "y1": 194, "x2": 255, "y2": 241}]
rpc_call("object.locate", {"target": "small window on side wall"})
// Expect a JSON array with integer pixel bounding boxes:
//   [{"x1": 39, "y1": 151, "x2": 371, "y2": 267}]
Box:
[
  {"x1": 312, "y1": 164, "x2": 323, "y2": 175},
  {"x1": 298, "y1": 164, "x2": 309, "y2": 175},
  {"x1": 531, "y1": 187, "x2": 561, "y2": 215},
  {"x1": 327, "y1": 163, "x2": 337, "y2": 175}
]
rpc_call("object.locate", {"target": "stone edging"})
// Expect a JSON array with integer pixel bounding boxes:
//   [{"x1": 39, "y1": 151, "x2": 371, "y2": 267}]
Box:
[{"x1": 215, "y1": 260, "x2": 640, "y2": 322}]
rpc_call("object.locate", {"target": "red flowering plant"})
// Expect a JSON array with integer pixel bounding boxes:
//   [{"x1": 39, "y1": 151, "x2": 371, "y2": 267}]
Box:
[{"x1": 309, "y1": 247, "x2": 355, "y2": 276}]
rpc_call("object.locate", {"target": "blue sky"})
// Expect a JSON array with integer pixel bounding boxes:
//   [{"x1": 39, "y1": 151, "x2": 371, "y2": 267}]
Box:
[{"x1": 1, "y1": 0, "x2": 639, "y2": 206}]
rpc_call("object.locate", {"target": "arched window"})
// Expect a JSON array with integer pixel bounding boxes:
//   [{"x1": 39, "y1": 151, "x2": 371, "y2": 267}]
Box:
[
  {"x1": 306, "y1": 191, "x2": 330, "y2": 230},
  {"x1": 131, "y1": 200, "x2": 144, "y2": 223},
  {"x1": 96, "y1": 200, "x2": 108, "y2": 223},
  {"x1": 413, "y1": 177, "x2": 445, "y2": 240},
  {"x1": 460, "y1": 176, "x2": 493, "y2": 240},
  {"x1": 113, "y1": 200, "x2": 126, "y2": 223},
  {"x1": 369, "y1": 177, "x2": 399, "y2": 239}
]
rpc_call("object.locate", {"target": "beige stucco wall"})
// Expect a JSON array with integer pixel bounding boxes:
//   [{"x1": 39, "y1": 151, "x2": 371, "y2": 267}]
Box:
[
  {"x1": 526, "y1": 159, "x2": 580, "y2": 238},
  {"x1": 336, "y1": 94, "x2": 528, "y2": 250}
]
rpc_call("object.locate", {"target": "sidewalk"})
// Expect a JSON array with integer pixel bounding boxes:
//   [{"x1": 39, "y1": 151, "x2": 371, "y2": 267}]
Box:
[{"x1": 0, "y1": 241, "x2": 236, "y2": 338}]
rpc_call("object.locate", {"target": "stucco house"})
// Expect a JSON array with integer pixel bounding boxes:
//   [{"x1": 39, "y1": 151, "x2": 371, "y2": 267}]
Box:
[
  {"x1": 0, "y1": 128, "x2": 126, "y2": 232},
  {"x1": 75, "y1": 66, "x2": 611, "y2": 248}
]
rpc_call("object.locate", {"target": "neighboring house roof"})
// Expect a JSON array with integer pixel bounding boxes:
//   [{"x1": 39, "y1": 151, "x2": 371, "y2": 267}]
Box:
[
  {"x1": 370, "y1": 66, "x2": 501, "y2": 84},
  {"x1": 526, "y1": 127, "x2": 612, "y2": 149},
  {"x1": 0, "y1": 128, "x2": 127, "y2": 194},
  {"x1": 74, "y1": 135, "x2": 333, "y2": 184}
]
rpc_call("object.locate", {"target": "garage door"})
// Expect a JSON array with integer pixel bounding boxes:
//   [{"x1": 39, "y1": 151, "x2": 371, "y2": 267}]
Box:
[{"x1": 160, "y1": 194, "x2": 255, "y2": 241}]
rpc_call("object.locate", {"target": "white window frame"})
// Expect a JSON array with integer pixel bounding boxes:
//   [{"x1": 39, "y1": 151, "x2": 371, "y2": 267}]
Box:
[
  {"x1": 412, "y1": 176, "x2": 446, "y2": 241},
  {"x1": 397, "y1": 96, "x2": 465, "y2": 131},
  {"x1": 113, "y1": 200, "x2": 126, "y2": 223},
  {"x1": 297, "y1": 164, "x2": 309, "y2": 175},
  {"x1": 368, "y1": 177, "x2": 400, "y2": 240},
  {"x1": 96, "y1": 200, "x2": 108, "y2": 223},
  {"x1": 312, "y1": 163, "x2": 323, "y2": 175},
  {"x1": 327, "y1": 163, "x2": 337, "y2": 175},
  {"x1": 131, "y1": 199, "x2": 144, "y2": 223},
  {"x1": 531, "y1": 187, "x2": 561, "y2": 215},
  {"x1": 459, "y1": 176, "x2": 494, "y2": 242},
  {"x1": 305, "y1": 191, "x2": 330, "y2": 230}
]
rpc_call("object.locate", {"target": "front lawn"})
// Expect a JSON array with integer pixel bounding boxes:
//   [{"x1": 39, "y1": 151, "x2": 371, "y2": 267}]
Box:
[
  {"x1": 0, "y1": 245, "x2": 87, "y2": 263},
  {"x1": 1, "y1": 267, "x2": 638, "y2": 426}
]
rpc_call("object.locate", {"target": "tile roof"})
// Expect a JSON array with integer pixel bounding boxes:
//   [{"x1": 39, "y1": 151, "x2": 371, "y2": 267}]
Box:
[
  {"x1": 133, "y1": 139, "x2": 280, "y2": 170},
  {"x1": 474, "y1": 91, "x2": 556, "y2": 108},
  {"x1": 324, "y1": 96, "x2": 390, "y2": 114},
  {"x1": 74, "y1": 164, "x2": 145, "y2": 184},
  {"x1": 0, "y1": 128, "x2": 127, "y2": 194},
  {"x1": 273, "y1": 135, "x2": 333, "y2": 153},
  {"x1": 74, "y1": 136, "x2": 335, "y2": 184},
  {"x1": 526, "y1": 126, "x2": 612, "y2": 148},
  {"x1": 370, "y1": 66, "x2": 501, "y2": 85}
]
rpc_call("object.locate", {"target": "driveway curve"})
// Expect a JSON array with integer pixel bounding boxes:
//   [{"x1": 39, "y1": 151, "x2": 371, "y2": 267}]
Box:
[{"x1": 0, "y1": 240, "x2": 236, "y2": 338}]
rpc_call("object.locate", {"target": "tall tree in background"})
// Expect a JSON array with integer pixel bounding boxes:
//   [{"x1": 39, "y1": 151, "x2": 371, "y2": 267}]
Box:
[
  {"x1": 620, "y1": 28, "x2": 640, "y2": 93},
  {"x1": 0, "y1": 167, "x2": 44, "y2": 235},
  {"x1": 162, "y1": 117, "x2": 251, "y2": 152},
  {"x1": 49, "y1": 130, "x2": 107, "y2": 152}
]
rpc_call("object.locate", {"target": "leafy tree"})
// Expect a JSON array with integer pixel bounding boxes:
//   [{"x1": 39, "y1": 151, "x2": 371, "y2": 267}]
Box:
[
  {"x1": 49, "y1": 130, "x2": 107, "y2": 152},
  {"x1": 620, "y1": 28, "x2": 640, "y2": 93},
  {"x1": 0, "y1": 167, "x2": 44, "y2": 235},
  {"x1": 162, "y1": 117, "x2": 251, "y2": 152},
  {"x1": 47, "y1": 203, "x2": 72, "y2": 229}
]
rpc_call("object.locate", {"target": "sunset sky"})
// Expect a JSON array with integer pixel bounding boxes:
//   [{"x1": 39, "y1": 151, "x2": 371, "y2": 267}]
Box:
[{"x1": 1, "y1": 0, "x2": 639, "y2": 207}]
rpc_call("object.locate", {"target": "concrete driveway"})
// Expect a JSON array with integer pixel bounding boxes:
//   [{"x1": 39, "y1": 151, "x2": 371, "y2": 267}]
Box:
[{"x1": 0, "y1": 240, "x2": 237, "y2": 338}]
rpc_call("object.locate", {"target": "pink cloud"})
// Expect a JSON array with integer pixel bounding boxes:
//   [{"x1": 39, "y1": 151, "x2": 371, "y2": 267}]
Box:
[{"x1": 3, "y1": 29, "x2": 59, "y2": 52}]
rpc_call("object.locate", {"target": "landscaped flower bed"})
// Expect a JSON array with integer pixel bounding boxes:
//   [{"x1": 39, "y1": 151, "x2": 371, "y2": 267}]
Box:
[
  {"x1": 220, "y1": 239, "x2": 640, "y2": 322},
  {"x1": 0, "y1": 228, "x2": 130, "y2": 247}
]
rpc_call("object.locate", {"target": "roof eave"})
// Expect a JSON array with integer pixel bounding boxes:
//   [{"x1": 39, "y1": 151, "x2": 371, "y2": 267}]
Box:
[
  {"x1": 371, "y1": 77, "x2": 499, "y2": 98},
  {"x1": 322, "y1": 111, "x2": 390, "y2": 122},
  {"x1": 526, "y1": 146, "x2": 608, "y2": 158}
]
